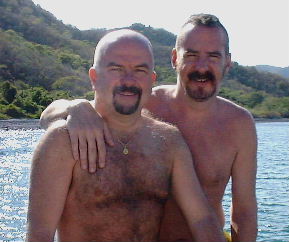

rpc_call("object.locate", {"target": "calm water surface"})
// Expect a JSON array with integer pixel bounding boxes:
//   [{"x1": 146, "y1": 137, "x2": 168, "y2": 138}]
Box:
[{"x1": 0, "y1": 120, "x2": 288, "y2": 241}]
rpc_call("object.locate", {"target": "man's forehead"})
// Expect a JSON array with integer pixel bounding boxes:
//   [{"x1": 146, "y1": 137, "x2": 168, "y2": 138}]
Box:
[
  {"x1": 179, "y1": 25, "x2": 227, "y2": 51},
  {"x1": 100, "y1": 39, "x2": 153, "y2": 65},
  {"x1": 101, "y1": 52, "x2": 153, "y2": 69},
  {"x1": 182, "y1": 25, "x2": 225, "y2": 39},
  {"x1": 104, "y1": 37, "x2": 150, "y2": 52},
  {"x1": 98, "y1": 31, "x2": 150, "y2": 51},
  {"x1": 106, "y1": 61, "x2": 150, "y2": 70}
]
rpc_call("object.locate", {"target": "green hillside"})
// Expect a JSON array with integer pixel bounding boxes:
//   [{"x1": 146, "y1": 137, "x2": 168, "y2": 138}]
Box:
[{"x1": 0, "y1": 0, "x2": 288, "y2": 119}]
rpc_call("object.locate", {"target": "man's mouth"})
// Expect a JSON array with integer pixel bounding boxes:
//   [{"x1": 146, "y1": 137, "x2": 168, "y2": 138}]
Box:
[
  {"x1": 195, "y1": 78, "x2": 208, "y2": 82},
  {"x1": 119, "y1": 91, "x2": 137, "y2": 96},
  {"x1": 188, "y1": 71, "x2": 215, "y2": 83},
  {"x1": 113, "y1": 85, "x2": 142, "y2": 97}
]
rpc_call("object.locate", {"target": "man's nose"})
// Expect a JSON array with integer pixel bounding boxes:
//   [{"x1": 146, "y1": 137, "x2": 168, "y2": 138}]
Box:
[
  {"x1": 195, "y1": 57, "x2": 209, "y2": 72},
  {"x1": 120, "y1": 72, "x2": 136, "y2": 85}
]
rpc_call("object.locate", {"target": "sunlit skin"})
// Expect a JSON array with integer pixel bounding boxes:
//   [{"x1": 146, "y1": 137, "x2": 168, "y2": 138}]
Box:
[
  {"x1": 89, "y1": 35, "x2": 156, "y2": 120},
  {"x1": 147, "y1": 25, "x2": 257, "y2": 242},
  {"x1": 173, "y1": 24, "x2": 230, "y2": 103},
  {"x1": 39, "y1": 21, "x2": 257, "y2": 242},
  {"x1": 28, "y1": 30, "x2": 226, "y2": 242}
]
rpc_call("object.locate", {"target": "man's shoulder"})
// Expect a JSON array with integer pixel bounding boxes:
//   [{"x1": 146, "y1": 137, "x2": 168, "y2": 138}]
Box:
[
  {"x1": 36, "y1": 120, "x2": 73, "y2": 159},
  {"x1": 45, "y1": 120, "x2": 70, "y2": 142},
  {"x1": 142, "y1": 117, "x2": 191, "y2": 161},
  {"x1": 217, "y1": 96, "x2": 254, "y2": 119},
  {"x1": 217, "y1": 96, "x2": 256, "y2": 130},
  {"x1": 143, "y1": 116, "x2": 184, "y2": 143},
  {"x1": 31, "y1": 121, "x2": 76, "y2": 185},
  {"x1": 145, "y1": 85, "x2": 176, "y2": 118}
]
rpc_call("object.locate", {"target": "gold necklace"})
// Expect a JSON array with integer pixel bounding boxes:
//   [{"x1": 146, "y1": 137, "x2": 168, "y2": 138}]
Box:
[
  {"x1": 116, "y1": 133, "x2": 136, "y2": 155},
  {"x1": 117, "y1": 138, "x2": 130, "y2": 155}
]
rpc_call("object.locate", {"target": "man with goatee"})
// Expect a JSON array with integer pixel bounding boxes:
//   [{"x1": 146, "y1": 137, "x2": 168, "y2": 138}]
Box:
[{"x1": 27, "y1": 29, "x2": 225, "y2": 242}]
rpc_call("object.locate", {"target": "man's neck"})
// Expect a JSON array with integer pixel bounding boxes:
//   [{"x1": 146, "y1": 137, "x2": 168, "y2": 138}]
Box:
[
  {"x1": 94, "y1": 99, "x2": 143, "y2": 136},
  {"x1": 173, "y1": 84, "x2": 219, "y2": 119},
  {"x1": 107, "y1": 114, "x2": 142, "y2": 135}
]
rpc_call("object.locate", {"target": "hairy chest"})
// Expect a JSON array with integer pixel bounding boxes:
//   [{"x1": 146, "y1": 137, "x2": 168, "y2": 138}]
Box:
[{"x1": 71, "y1": 146, "x2": 172, "y2": 208}]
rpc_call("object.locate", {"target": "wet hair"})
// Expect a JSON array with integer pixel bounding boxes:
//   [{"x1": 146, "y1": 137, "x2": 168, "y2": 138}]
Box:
[{"x1": 176, "y1": 14, "x2": 230, "y2": 54}]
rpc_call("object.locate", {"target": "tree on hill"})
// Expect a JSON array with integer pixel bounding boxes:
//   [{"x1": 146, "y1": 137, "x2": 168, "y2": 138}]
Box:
[
  {"x1": 225, "y1": 62, "x2": 289, "y2": 97},
  {"x1": 1, "y1": 81, "x2": 17, "y2": 103}
]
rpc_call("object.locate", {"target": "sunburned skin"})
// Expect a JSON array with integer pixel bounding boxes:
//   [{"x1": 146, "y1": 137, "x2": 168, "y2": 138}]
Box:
[{"x1": 57, "y1": 117, "x2": 179, "y2": 242}]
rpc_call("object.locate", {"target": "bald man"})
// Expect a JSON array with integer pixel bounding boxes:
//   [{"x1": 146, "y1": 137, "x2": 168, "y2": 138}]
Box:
[{"x1": 26, "y1": 30, "x2": 225, "y2": 242}]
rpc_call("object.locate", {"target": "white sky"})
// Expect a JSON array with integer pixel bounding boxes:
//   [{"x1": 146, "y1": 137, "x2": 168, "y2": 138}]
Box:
[{"x1": 31, "y1": 0, "x2": 289, "y2": 67}]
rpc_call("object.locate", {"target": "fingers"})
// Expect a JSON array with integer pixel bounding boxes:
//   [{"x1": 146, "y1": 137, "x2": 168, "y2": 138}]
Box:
[
  {"x1": 78, "y1": 136, "x2": 88, "y2": 170},
  {"x1": 96, "y1": 134, "x2": 106, "y2": 169},
  {"x1": 64, "y1": 102, "x2": 111, "y2": 173},
  {"x1": 80, "y1": 134, "x2": 106, "y2": 172},
  {"x1": 103, "y1": 122, "x2": 114, "y2": 146},
  {"x1": 87, "y1": 138, "x2": 97, "y2": 173},
  {"x1": 67, "y1": 121, "x2": 111, "y2": 173},
  {"x1": 69, "y1": 132, "x2": 80, "y2": 162},
  {"x1": 71, "y1": 132, "x2": 107, "y2": 173}
]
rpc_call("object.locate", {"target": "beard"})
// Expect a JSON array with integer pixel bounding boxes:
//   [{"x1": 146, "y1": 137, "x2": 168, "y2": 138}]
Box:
[
  {"x1": 185, "y1": 71, "x2": 217, "y2": 102},
  {"x1": 112, "y1": 85, "x2": 142, "y2": 115}
]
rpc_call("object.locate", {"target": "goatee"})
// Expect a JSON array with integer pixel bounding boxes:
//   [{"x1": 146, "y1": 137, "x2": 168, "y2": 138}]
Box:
[{"x1": 113, "y1": 85, "x2": 142, "y2": 115}]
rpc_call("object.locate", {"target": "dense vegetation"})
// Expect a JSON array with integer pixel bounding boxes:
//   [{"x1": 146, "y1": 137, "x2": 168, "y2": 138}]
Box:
[{"x1": 0, "y1": 0, "x2": 288, "y2": 119}]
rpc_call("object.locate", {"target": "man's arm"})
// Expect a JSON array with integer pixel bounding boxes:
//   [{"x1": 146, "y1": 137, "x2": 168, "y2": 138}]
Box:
[
  {"x1": 40, "y1": 99, "x2": 73, "y2": 129},
  {"x1": 40, "y1": 99, "x2": 114, "y2": 172},
  {"x1": 231, "y1": 114, "x2": 258, "y2": 242},
  {"x1": 26, "y1": 121, "x2": 76, "y2": 242},
  {"x1": 171, "y1": 131, "x2": 226, "y2": 242}
]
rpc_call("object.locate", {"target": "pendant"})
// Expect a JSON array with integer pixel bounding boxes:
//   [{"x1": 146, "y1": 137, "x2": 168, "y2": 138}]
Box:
[{"x1": 123, "y1": 146, "x2": 129, "y2": 155}]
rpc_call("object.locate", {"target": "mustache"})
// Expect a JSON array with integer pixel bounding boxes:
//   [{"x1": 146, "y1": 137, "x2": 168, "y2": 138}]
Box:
[
  {"x1": 113, "y1": 85, "x2": 142, "y2": 96},
  {"x1": 188, "y1": 71, "x2": 215, "y2": 81}
]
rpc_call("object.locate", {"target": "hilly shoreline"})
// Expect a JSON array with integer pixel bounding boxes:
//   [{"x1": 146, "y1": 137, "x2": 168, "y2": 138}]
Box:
[{"x1": 0, "y1": 0, "x2": 288, "y2": 119}]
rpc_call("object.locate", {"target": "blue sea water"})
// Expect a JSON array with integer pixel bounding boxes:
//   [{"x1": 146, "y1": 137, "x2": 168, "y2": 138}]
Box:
[{"x1": 0, "y1": 120, "x2": 288, "y2": 241}]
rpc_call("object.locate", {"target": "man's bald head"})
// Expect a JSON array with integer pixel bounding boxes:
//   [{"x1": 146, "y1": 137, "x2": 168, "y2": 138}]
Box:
[{"x1": 93, "y1": 29, "x2": 154, "y2": 69}]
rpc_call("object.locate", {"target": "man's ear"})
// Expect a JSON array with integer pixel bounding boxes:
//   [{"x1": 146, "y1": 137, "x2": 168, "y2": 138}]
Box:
[
  {"x1": 151, "y1": 71, "x2": 157, "y2": 85},
  {"x1": 171, "y1": 48, "x2": 177, "y2": 70},
  {"x1": 89, "y1": 67, "x2": 97, "y2": 90},
  {"x1": 224, "y1": 53, "x2": 232, "y2": 75}
]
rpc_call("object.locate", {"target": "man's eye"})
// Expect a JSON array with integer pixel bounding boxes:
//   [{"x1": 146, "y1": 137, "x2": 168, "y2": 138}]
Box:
[
  {"x1": 136, "y1": 69, "x2": 147, "y2": 73},
  {"x1": 185, "y1": 53, "x2": 197, "y2": 58},
  {"x1": 110, "y1": 67, "x2": 122, "y2": 71},
  {"x1": 209, "y1": 54, "x2": 221, "y2": 59}
]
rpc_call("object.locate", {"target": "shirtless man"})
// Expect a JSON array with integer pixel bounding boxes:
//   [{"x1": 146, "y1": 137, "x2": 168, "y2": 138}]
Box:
[
  {"x1": 40, "y1": 14, "x2": 258, "y2": 241},
  {"x1": 26, "y1": 29, "x2": 225, "y2": 242}
]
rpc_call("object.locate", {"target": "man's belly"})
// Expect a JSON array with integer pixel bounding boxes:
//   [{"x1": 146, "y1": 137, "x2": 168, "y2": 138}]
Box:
[{"x1": 58, "y1": 198, "x2": 165, "y2": 242}]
